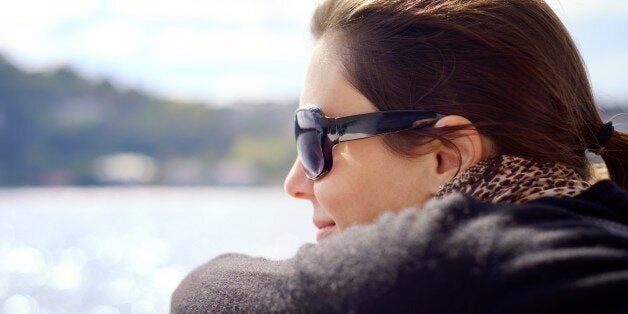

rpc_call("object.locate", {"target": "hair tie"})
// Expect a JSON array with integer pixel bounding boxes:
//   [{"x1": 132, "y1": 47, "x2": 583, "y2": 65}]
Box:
[{"x1": 590, "y1": 121, "x2": 614, "y2": 155}]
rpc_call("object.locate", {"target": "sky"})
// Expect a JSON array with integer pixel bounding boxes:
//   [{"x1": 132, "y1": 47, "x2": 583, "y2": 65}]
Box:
[{"x1": 0, "y1": 0, "x2": 626, "y2": 105}]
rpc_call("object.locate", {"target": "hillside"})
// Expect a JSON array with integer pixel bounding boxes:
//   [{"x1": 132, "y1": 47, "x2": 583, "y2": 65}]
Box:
[
  {"x1": 0, "y1": 55, "x2": 296, "y2": 185},
  {"x1": 0, "y1": 54, "x2": 625, "y2": 186}
]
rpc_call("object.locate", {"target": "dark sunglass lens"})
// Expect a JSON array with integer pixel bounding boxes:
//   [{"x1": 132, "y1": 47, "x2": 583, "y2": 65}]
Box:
[{"x1": 295, "y1": 110, "x2": 325, "y2": 179}]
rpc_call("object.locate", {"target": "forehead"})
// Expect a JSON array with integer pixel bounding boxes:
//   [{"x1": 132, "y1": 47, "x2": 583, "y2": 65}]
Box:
[{"x1": 299, "y1": 36, "x2": 377, "y2": 117}]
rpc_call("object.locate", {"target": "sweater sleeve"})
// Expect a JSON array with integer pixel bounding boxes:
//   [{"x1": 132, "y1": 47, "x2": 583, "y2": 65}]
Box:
[
  {"x1": 170, "y1": 192, "x2": 487, "y2": 313},
  {"x1": 169, "y1": 251, "x2": 301, "y2": 313},
  {"x1": 170, "y1": 192, "x2": 628, "y2": 313}
]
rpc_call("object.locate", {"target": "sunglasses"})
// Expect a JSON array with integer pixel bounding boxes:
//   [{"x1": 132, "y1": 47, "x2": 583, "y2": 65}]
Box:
[{"x1": 294, "y1": 104, "x2": 446, "y2": 180}]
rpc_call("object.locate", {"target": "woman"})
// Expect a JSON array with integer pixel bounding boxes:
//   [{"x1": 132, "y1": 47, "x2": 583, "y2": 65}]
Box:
[{"x1": 172, "y1": 0, "x2": 628, "y2": 313}]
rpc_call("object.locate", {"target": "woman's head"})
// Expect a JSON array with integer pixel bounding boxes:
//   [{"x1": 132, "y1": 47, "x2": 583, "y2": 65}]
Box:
[
  {"x1": 286, "y1": 36, "x2": 493, "y2": 239},
  {"x1": 285, "y1": 0, "x2": 628, "y2": 240}
]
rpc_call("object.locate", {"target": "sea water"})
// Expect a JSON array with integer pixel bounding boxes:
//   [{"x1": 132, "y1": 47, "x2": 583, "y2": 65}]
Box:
[{"x1": 0, "y1": 187, "x2": 314, "y2": 313}]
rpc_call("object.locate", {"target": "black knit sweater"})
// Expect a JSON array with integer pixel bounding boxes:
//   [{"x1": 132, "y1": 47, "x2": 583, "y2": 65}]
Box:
[{"x1": 171, "y1": 179, "x2": 628, "y2": 313}]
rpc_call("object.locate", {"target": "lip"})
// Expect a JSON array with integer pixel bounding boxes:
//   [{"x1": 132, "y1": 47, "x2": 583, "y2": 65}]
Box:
[
  {"x1": 315, "y1": 223, "x2": 337, "y2": 242},
  {"x1": 313, "y1": 218, "x2": 335, "y2": 229},
  {"x1": 312, "y1": 209, "x2": 336, "y2": 242}
]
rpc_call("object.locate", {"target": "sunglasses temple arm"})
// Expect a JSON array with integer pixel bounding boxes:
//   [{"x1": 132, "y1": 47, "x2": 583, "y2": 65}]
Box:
[{"x1": 335, "y1": 112, "x2": 445, "y2": 142}]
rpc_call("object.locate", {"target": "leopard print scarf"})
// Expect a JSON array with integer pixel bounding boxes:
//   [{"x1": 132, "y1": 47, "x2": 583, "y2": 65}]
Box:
[{"x1": 435, "y1": 154, "x2": 592, "y2": 204}]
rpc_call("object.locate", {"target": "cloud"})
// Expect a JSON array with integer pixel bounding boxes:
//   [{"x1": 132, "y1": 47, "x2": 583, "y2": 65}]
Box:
[
  {"x1": 0, "y1": 0, "x2": 625, "y2": 103},
  {"x1": 546, "y1": 0, "x2": 628, "y2": 20},
  {"x1": 108, "y1": 0, "x2": 317, "y2": 25},
  {"x1": 150, "y1": 26, "x2": 310, "y2": 61},
  {"x1": 589, "y1": 54, "x2": 628, "y2": 100}
]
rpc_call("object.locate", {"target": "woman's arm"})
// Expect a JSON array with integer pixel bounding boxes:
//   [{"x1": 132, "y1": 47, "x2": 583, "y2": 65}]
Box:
[
  {"x1": 171, "y1": 192, "x2": 628, "y2": 313},
  {"x1": 170, "y1": 251, "x2": 302, "y2": 312},
  {"x1": 171, "y1": 193, "x2": 486, "y2": 313}
]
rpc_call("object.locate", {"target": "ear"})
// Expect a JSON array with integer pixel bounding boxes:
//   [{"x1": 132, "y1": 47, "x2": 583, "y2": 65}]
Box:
[{"x1": 429, "y1": 115, "x2": 484, "y2": 185}]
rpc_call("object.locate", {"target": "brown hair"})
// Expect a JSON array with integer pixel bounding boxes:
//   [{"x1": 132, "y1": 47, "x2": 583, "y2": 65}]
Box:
[{"x1": 311, "y1": 0, "x2": 628, "y2": 191}]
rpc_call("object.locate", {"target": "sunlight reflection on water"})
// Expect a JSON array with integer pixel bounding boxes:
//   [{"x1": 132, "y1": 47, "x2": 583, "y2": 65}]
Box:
[{"x1": 0, "y1": 187, "x2": 313, "y2": 313}]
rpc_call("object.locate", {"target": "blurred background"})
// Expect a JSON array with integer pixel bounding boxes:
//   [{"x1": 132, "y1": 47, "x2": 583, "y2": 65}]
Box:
[{"x1": 0, "y1": 0, "x2": 626, "y2": 313}]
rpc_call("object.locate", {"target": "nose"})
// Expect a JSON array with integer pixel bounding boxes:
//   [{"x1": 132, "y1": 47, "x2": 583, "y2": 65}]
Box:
[{"x1": 284, "y1": 157, "x2": 314, "y2": 200}]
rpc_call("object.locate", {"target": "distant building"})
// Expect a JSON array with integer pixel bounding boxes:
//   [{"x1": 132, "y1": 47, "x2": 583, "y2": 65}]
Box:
[{"x1": 92, "y1": 152, "x2": 157, "y2": 185}]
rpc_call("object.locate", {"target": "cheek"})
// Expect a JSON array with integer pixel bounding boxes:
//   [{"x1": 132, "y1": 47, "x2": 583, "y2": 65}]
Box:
[
  {"x1": 313, "y1": 162, "x2": 376, "y2": 230},
  {"x1": 312, "y1": 144, "x2": 380, "y2": 229},
  {"x1": 313, "y1": 139, "x2": 429, "y2": 230}
]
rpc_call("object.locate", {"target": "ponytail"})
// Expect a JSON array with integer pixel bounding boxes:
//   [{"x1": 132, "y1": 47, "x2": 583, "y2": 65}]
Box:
[
  {"x1": 588, "y1": 118, "x2": 628, "y2": 191},
  {"x1": 599, "y1": 132, "x2": 628, "y2": 191}
]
